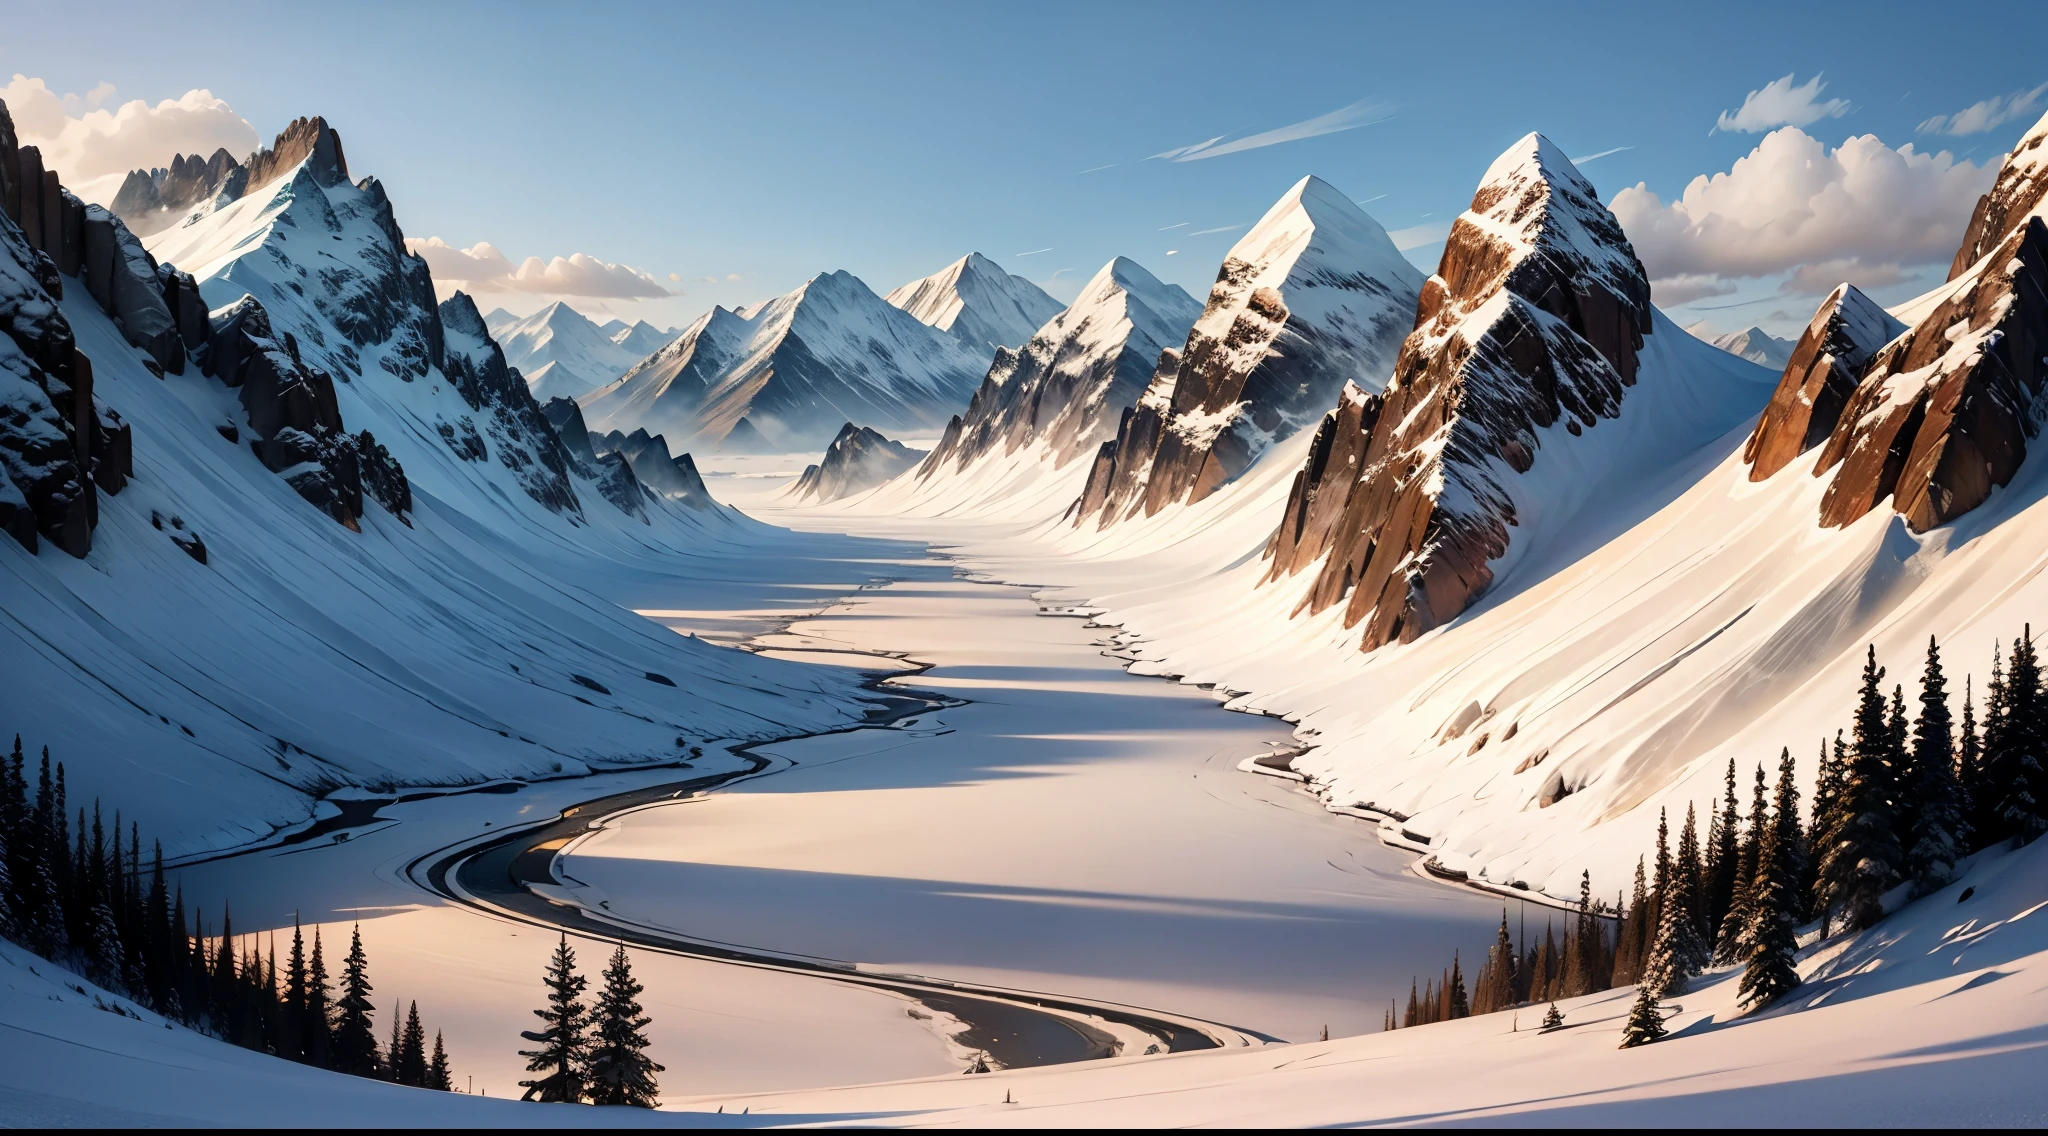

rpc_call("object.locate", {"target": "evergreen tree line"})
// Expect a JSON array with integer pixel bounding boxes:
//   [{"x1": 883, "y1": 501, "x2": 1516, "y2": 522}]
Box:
[
  {"x1": 518, "y1": 933, "x2": 664, "y2": 1108},
  {"x1": 1384, "y1": 632, "x2": 2045, "y2": 1047},
  {"x1": 0, "y1": 737, "x2": 455, "y2": 1089}
]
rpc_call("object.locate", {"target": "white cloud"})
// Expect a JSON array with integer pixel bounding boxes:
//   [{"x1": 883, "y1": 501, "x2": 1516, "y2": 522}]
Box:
[
  {"x1": 1649, "y1": 274, "x2": 1738, "y2": 306},
  {"x1": 1714, "y1": 74, "x2": 1850, "y2": 134},
  {"x1": 1387, "y1": 221, "x2": 1451, "y2": 251},
  {"x1": 1780, "y1": 258, "x2": 1914, "y2": 296},
  {"x1": 3, "y1": 74, "x2": 260, "y2": 197},
  {"x1": 1570, "y1": 145, "x2": 1633, "y2": 165},
  {"x1": 406, "y1": 237, "x2": 671, "y2": 299},
  {"x1": 1918, "y1": 83, "x2": 2048, "y2": 136},
  {"x1": 1153, "y1": 99, "x2": 1395, "y2": 163},
  {"x1": 1610, "y1": 127, "x2": 1993, "y2": 299},
  {"x1": 1189, "y1": 224, "x2": 1244, "y2": 236}
]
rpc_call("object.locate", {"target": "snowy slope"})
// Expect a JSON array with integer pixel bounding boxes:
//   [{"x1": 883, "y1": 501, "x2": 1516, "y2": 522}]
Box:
[
  {"x1": 884, "y1": 252, "x2": 1063, "y2": 355},
  {"x1": 580, "y1": 270, "x2": 987, "y2": 449},
  {"x1": 0, "y1": 129, "x2": 886, "y2": 855},
  {"x1": 490, "y1": 302, "x2": 647, "y2": 400},
  {"x1": 1074, "y1": 176, "x2": 1424, "y2": 525},
  {"x1": 611, "y1": 318, "x2": 677, "y2": 358}
]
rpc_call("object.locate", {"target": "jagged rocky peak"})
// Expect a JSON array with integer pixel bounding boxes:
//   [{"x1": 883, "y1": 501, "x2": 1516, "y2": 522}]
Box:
[
  {"x1": 438, "y1": 292, "x2": 581, "y2": 517},
  {"x1": 885, "y1": 252, "x2": 1063, "y2": 355},
  {"x1": 1741, "y1": 285, "x2": 1903, "y2": 481},
  {"x1": 110, "y1": 149, "x2": 244, "y2": 236},
  {"x1": 541, "y1": 396, "x2": 648, "y2": 519},
  {"x1": 1266, "y1": 133, "x2": 1655, "y2": 651},
  {"x1": 1072, "y1": 175, "x2": 1424, "y2": 526},
  {"x1": 1699, "y1": 325, "x2": 1793, "y2": 370},
  {"x1": 918, "y1": 256, "x2": 1201, "y2": 477},
  {"x1": 591, "y1": 426, "x2": 716, "y2": 510},
  {"x1": 1809, "y1": 112, "x2": 2048, "y2": 533},
  {"x1": 1948, "y1": 111, "x2": 2048, "y2": 280},
  {"x1": 245, "y1": 116, "x2": 349, "y2": 194},
  {"x1": 791, "y1": 423, "x2": 926, "y2": 503}
]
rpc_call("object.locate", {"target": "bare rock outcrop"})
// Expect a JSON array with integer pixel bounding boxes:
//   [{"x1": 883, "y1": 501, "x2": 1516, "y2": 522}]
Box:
[
  {"x1": 1265, "y1": 134, "x2": 1653, "y2": 651},
  {"x1": 592, "y1": 426, "x2": 715, "y2": 509},
  {"x1": 110, "y1": 148, "x2": 244, "y2": 237},
  {"x1": 1072, "y1": 177, "x2": 1421, "y2": 526},
  {"x1": 541, "y1": 396, "x2": 648, "y2": 520},
  {"x1": 1805, "y1": 110, "x2": 2048, "y2": 532},
  {"x1": 1741, "y1": 285, "x2": 1903, "y2": 481}
]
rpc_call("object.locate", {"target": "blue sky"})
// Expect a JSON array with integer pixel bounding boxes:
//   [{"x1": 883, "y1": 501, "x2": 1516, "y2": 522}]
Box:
[{"x1": 8, "y1": 0, "x2": 2048, "y2": 336}]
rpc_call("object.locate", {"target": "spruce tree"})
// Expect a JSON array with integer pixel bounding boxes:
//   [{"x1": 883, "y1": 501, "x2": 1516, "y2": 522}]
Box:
[
  {"x1": 282, "y1": 919, "x2": 308, "y2": 1062},
  {"x1": 1448, "y1": 952, "x2": 1469, "y2": 1018},
  {"x1": 398, "y1": 1001, "x2": 429, "y2": 1087},
  {"x1": 1669, "y1": 805, "x2": 1710, "y2": 971},
  {"x1": 1958, "y1": 676, "x2": 1982, "y2": 846},
  {"x1": 1997, "y1": 628, "x2": 2047, "y2": 845},
  {"x1": 1643, "y1": 887, "x2": 1693, "y2": 999},
  {"x1": 519, "y1": 934, "x2": 590, "y2": 1103},
  {"x1": 428, "y1": 1031, "x2": 454, "y2": 1092},
  {"x1": 1716, "y1": 763, "x2": 1767, "y2": 964},
  {"x1": 1817, "y1": 647, "x2": 1904, "y2": 931},
  {"x1": 1540, "y1": 1002, "x2": 1564, "y2": 1031},
  {"x1": 1476, "y1": 911, "x2": 1516, "y2": 1014},
  {"x1": 1907, "y1": 636, "x2": 1967, "y2": 893},
  {"x1": 1705, "y1": 760, "x2": 1740, "y2": 943},
  {"x1": 1618, "y1": 981, "x2": 1667, "y2": 1048},
  {"x1": 1738, "y1": 778, "x2": 1802, "y2": 1013},
  {"x1": 330, "y1": 925, "x2": 380, "y2": 1076},
  {"x1": 587, "y1": 943, "x2": 663, "y2": 1107},
  {"x1": 1773, "y1": 746, "x2": 1808, "y2": 923},
  {"x1": 1976, "y1": 644, "x2": 2013, "y2": 843},
  {"x1": 1614, "y1": 857, "x2": 1649, "y2": 986},
  {"x1": 306, "y1": 927, "x2": 334, "y2": 1068}
]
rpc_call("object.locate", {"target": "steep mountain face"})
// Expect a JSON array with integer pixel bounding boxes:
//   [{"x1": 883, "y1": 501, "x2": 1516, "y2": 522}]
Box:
[
  {"x1": 139, "y1": 117, "x2": 633, "y2": 527},
  {"x1": 109, "y1": 149, "x2": 244, "y2": 237},
  {"x1": 1073, "y1": 176, "x2": 1423, "y2": 526},
  {"x1": 916, "y1": 257, "x2": 1200, "y2": 480},
  {"x1": 591, "y1": 426, "x2": 715, "y2": 509},
  {"x1": 1741, "y1": 286, "x2": 1903, "y2": 481},
  {"x1": 492, "y1": 301, "x2": 649, "y2": 401},
  {"x1": 1807, "y1": 110, "x2": 2048, "y2": 533},
  {"x1": 1264, "y1": 134, "x2": 1770, "y2": 652},
  {"x1": 884, "y1": 252, "x2": 1063, "y2": 355},
  {"x1": 539, "y1": 396, "x2": 647, "y2": 519},
  {"x1": 789, "y1": 423, "x2": 925, "y2": 503},
  {"x1": 610, "y1": 319, "x2": 676, "y2": 358},
  {"x1": 1701, "y1": 325, "x2": 1793, "y2": 370},
  {"x1": 580, "y1": 270, "x2": 985, "y2": 449}
]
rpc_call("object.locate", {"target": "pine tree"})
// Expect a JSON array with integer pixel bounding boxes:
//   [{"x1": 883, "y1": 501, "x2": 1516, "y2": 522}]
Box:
[
  {"x1": 428, "y1": 1031, "x2": 454, "y2": 1092},
  {"x1": 1613, "y1": 857, "x2": 1649, "y2": 986},
  {"x1": 330, "y1": 925, "x2": 379, "y2": 1076},
  {"x1": 398, "y1": 1001, "x2": 429, "y2": 1087},
  {"x1": 1705, "y1": 759, "x2": 1741, "y2": 945},
  {"x1": 1403, "y1": 977, "x2": 1418, "y2": 1028},
  {"x1": 1475, "y1": 911, "x2": 1516, "y2": 1014},
  {"x1": 1907, "y1": 636, "x2": 1967, "y2": 893},
  {"x1": 1817, "y1": 647, "x2": 1904, "y2": 931},
  {"x1": 1958, "y1": 676, "x2": 1982, "y2": 845},
  {"x1": 587, "y1": 943, "x2": 663, "y2": 1107},
  {"x1": 1717, "y1": 764, "x2": 1769, "y2": 964},
  {"x1": 1651, "y1": 808, "x2": 1671, "y2": 931},
  {"x1": 282, "y1": 919, "x2": 308, "y2": 1063},
  {"x1": 1448, "y1": 952, "x2": 1469, "y2": 1019},
  {"x1": 1643, "y1": 888, "x2": 1693, "y2": 1000},
  {"x1": 1997, "y1": 628, "x2": 2047, "y2": 845},
  {"x1": 519, "y1": 934, "x2": 590, "y2": 1103},
  {"x1": 1540, "y1": 1002, "x2": 1564, "y2": 1030},
  {"x1": 1738, "y1": 773, "x2": 1802, "y2": 1013},
  {"x1": 1669, "y1": 805, "x2": 1710, "y2": 971},
  {"x1": 1619, "y1": 981, "x2": 1667, "y2": 1048},
  {"x1": 1773, "y1": 746, "x2": 1808, "y2": 923},
  {"x1": 306, "y1": 927, "x2": 333, "y2": 1068}
]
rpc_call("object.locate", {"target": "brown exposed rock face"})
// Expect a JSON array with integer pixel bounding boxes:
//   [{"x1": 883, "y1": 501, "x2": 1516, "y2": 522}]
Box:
[
  {"x1": 1265, "y1": 134, "x2": 1653, "y2": 652},
  {"x1": 245, "y1": 117, "x2": 350, "y2": 194},
  {"x1": 1815, "y1": 217, "x2": 2048, "y2": 531},
  {"x1": 1948, "y1": 122, "x2": 2048, "y2": 281},
  {"x1": 1071, "y1": 177, "x2": 1422, "y2": 527},
  {"x1": 1741, "y1": 284, "x2": 1903, "y2": 481}
]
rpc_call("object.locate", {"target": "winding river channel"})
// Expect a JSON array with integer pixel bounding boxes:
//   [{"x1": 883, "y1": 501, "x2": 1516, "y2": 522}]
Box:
[{"x1": 171, "y1": 545, "x2": 1505, "y2": 1098}]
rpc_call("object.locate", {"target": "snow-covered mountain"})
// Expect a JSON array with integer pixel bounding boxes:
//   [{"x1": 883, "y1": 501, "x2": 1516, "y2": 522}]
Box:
[
  {"x1": 1694, "y1": 324, "x2": 1793, "y2": 370},
  {"x1": 610, "y1": 318, "x2": 676, "y2": 358},
  {"x1": 579, "y1": 269, "x2": 987, "y2": 450},
  {"x1": 788, "y1": 423, "x2": 925, "y2": 503},
  {"x1": 1740, "y1": 285, "x2": 1903, "y2": 481},
  {"x1": 1072, "y1": 176, "x2": 1423, "y2": 527},
  {"x1": 490, "y1": 301, "x2": 649, "y2": 401},
  {"x1": 1263, "y1": 135, "x2": 1772, "y2": 651},
  {"x1": 917, "y1": 257, "x2": 1200, "y2": 482},
  {"x1": 884, "y1": 252, "x2": 1062, "y2": 355},
  {"x1": 0, "y1": 105, "x2": 880, "y2": 852}
]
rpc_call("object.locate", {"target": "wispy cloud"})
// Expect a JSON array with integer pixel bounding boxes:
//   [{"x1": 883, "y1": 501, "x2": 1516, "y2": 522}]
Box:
[
  {"x1": 1190, "y1": 224, "x2": 1245, "y2": 236},
  {"x1": 1151, "y1": 98, "x2": 1396, "y2": 163},
  {"x1": 1571, "y1": 145, "x2": 1634, "y2": 165},
  {"x1": 1919, "y1": 82, "x2": 2048, "y2": 136},
  {"x1": 1078, "y1": 163, "x2": 1119, "y2": 174},
  {"x1": 1015, "y1": 248, "x2": 1053, "y2": 257},
  {"x1": 1714, "y1": 73, "x2": 1850, "y2": 134},
  {"x1": 1158, "y1": 221, "x2": 1190, "y2": 231}
]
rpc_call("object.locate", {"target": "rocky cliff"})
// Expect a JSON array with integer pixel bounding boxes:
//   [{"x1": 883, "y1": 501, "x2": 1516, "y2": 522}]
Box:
[
  {"x1": 917, "y1": 257, "x2": 1199, "y2": 478},
  {"x1": 1264, "y1": 134, "x2": 1659, "y2": 651},
  {"x1": 1801, "y1": 110, "x2": 2048, "y2": 533},
  {"x1": 1740, "y1": 285, "x2": 1903, "y2": 481},
  {"x1": 790, "y1": 423, "x2": 925, "y2": 503},
  {"x1": 1072, "y1": 176, "x2": 1421, "y2": 526},
  {"x1": 591, "y1": 426, "x2": 715, "y2": 510}
]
